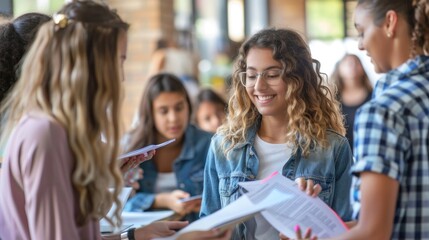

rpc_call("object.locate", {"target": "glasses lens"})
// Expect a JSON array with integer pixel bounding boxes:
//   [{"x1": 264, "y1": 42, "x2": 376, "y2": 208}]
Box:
[
  {"x1": 264, "y1": 69, "x2": 281, "y2": 77},
  {"x1": 239, "y1": 69, "x2": 283, "y2": 87},
  {"x1": 239, "y1": 72, "x2": 248, "y2": 87}
]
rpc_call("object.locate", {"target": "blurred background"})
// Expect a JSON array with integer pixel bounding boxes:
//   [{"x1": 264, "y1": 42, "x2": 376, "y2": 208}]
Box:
[{"x1": 0, "y1": 0, "x2": 382, "y2": 129}]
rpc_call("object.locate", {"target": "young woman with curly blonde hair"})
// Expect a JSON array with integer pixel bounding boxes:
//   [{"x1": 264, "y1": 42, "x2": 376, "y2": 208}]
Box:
[{"x1": 200, "y1": 28, "x2": 353, "y2": 240}]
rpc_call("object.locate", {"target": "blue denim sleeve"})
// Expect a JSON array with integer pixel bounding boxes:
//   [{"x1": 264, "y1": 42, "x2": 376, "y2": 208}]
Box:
[
  {"x1": 123, "y1": 192, "x2": 155, "y2": 212},
  {"x1": 199, "y1": 140, "x2": 222, "y2": 218},
  {"x1": 332, "y1": 137, "x2": 353, "y2": 221}
]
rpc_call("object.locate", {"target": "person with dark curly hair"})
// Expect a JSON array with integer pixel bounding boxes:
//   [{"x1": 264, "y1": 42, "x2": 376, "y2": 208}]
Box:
[{"x1": 0, "y1": 12, "x2": 51, "y2": 102}]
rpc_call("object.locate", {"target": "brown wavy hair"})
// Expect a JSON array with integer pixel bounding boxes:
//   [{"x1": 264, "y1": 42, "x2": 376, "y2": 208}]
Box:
[
  {"x1": 0, "y1": 0, "x2": 129, "y2": 227},
  {"x1": 412, "y1": 0, "x2": 429, "y2": 55},
  {"x1": 219, "y1": 28, "x2": 345, "y2": 157}
]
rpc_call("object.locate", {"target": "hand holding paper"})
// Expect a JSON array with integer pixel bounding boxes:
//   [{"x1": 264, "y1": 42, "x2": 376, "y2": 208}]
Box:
[
  {"x1": 179, "y1": 195, "x2": 202, "y2": 203},
  {"x1": 179, "y1": 195, "x2": 202, "y2": 214},
  {"x1": 119, "y1": 139, "x2": 176, "y2": 159},
  {"x1": 239, "y1": 173, "x2": 348, "y2": 238},
  {"x1": 156, "y1": 190, "x2": 199, "y2": 216},
  {"x1": 120, "y1": 150, "x2": 155, "y2": 173},
  {"x1": 119, "y1": 139, "x2": 175, "y2": 173},
  {"x1": 154, "y1": 189, "x2": 293, "y2": 240}
]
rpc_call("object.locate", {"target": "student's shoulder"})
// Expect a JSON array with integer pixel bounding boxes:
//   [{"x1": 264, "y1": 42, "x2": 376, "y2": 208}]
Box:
[
  {"x1": 18, "y1": 112, "x2": 65, "y2": 138},
  {"x1": 325, "y1": 129, "x2": 349, "y2": 147}
]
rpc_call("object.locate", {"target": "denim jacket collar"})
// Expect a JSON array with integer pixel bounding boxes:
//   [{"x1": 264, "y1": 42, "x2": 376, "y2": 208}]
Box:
[{"x1": 231, "y1": 116, "x2": 262, "y2": 150}]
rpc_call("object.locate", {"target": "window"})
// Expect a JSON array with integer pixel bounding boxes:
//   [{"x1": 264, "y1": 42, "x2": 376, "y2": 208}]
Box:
[
  {"x1": 13, "y1": 0, "x2": 65, "y2": 16},
  {"x1": 306, "y1": 0, "x2": 344, "y2": 40}
]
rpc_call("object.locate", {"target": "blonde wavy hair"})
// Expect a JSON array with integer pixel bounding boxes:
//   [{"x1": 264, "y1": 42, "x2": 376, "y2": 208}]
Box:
[
  {"x1": 220, "y1": 28, "x2": 345, "y2": 157},
  {"x1": 0, "y1": 0, "x2": 129, "y2": 227}
]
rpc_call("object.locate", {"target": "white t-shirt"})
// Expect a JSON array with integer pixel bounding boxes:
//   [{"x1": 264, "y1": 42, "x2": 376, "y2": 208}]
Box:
[
  {"x1": 154, "y1": 172, "x2": 177, "y2": 193},
  {"x1": 254, "y1": 135, "x2": 292, "y2": 179},
  {"x1": 253, "y1": 134, "x2": 292, "y2": 239}
]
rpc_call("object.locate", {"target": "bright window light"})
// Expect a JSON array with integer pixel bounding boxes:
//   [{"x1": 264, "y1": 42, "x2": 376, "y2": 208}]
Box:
[{"x1": 227, "y1": 0, "x2": 244, "y2": 42}]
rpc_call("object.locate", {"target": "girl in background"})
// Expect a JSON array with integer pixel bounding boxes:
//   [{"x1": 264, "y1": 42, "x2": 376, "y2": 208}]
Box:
[
  {"x1": 194, "y1": 88, "x2": 227, "y2": 133},
  {"x1": 123, "y1": 73, "x2": 212, "y2": 222},
  {"x1": 331, "y1": 54, "x2": 373, "y2": 152}
]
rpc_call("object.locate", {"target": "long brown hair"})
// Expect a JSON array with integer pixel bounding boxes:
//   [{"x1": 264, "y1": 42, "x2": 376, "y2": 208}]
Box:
[
  {"x1": 220, "y1": 28, "x2": 345, "y2": 157},
  {"x1": 331, "y1": 54, "x2": 373, "y2": 95},
  {"x1": 124, "y1": 73, "x2": 192, "y2": 152}
]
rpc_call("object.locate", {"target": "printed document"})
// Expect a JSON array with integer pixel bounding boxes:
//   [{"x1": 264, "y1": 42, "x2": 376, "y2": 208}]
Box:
[
  {"x1": 154, "y1": 188, "x2": 293, "y2": 240},
  {"x1": 154, "y1": 171, "x2": 348, "y2": 239},
  {"x1": 239, "y1": 172, "x2": 348, "y2": 238}
]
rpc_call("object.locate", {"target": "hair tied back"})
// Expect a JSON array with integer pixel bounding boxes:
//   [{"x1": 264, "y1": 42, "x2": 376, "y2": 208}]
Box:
[{"x1": 53, "y1": 13, "x2": 69, "y2": 29}]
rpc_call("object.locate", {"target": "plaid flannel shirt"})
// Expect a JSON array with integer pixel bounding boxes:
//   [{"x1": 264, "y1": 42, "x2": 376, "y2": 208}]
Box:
[{"x1": 352, "y1": 55, "x2": 429, "y2": 239}]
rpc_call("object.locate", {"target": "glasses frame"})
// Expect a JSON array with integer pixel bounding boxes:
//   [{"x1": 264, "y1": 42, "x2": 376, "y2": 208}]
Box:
[{"x1": 238, "y1": 68, "x2": 284, "y2": 88}]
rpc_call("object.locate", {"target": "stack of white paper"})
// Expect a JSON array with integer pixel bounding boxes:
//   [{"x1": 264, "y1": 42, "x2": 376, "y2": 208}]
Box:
[
  {"x1": 154, "y1": 172, "x2": 348, "y2": 239},
  {"x1": 240, "y1": 173, "x2": 348, "y2": 238},
  {"x1": 154, "y1": 188, "x2": 292, "y2": 240}
]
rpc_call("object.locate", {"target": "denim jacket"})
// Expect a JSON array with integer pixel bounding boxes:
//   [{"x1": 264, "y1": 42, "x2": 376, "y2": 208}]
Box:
[
  {"x1": 200, "y1": 121, "x2": 353, "y2": 239},
  {"x1": 124, "y1": 124, "x2": 212, "y2": 220}
]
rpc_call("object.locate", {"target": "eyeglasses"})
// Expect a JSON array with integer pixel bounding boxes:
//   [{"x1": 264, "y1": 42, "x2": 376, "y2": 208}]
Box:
[{"x1": 238, "y1": 68, "x2": 284, "y2": 88}]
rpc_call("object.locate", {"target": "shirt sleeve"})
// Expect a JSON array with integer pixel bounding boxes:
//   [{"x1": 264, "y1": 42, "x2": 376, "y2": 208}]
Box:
[
  {"x1": 21, "y1": 119, "x2": 81, "y2": 239},
  {"x1": 352, "y1": 103, "x2": 411, "y2": 181},
  {"x1": 331, "y1": 137, "x2": 353, "y2": 221}
]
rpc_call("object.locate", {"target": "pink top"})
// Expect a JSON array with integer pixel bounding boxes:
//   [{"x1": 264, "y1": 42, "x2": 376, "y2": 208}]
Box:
[{"x1": 0, "y1": 113, "x2": 119, "y2": 240}]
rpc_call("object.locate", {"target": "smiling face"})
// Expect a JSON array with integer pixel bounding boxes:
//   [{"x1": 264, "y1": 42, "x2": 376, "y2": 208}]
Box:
[
  {"x1": 245, "y1": 47, "x2": 287, "y2": 119},
  {"x1": 153, "y1": 92, "x2": 189, "y2": 141},
  {"x1": 354, "y1": 4, "x2": 393, "y2": 73}
]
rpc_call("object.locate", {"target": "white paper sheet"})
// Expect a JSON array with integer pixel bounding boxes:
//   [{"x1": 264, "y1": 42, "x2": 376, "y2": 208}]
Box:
[
  {"x1": 118, "y1": 139, "x2": 175, "y2": 159},
  {"x1": 240, "y1": 172, "x2": 348, "y2": 238},
  {"x1": 99, "y1": 187, "x2": 133, "y2": 233},
  {"x1": 154, "y1": 189, "x2": 293, "y2": 240}
]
